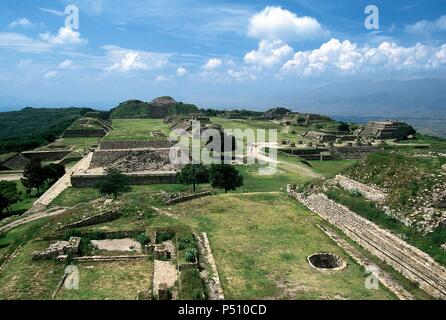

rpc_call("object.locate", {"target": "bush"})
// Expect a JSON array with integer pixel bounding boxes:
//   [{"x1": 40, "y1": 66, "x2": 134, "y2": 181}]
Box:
[
  {"x1": 185, "y1": 248, "x2": 198, "y2": 262},
  {"x1": 156, "y1": 231, "x2": 175, "y2": 243},
  {"x1": 136, "y1": 233, "x2": 150, "y2": 246},
  {"x1": 177, "y1": 234, "x2": 196, "y2": 250},
  {"x1": 192, "y1": 289, "x2": 206, "y2": 300}
]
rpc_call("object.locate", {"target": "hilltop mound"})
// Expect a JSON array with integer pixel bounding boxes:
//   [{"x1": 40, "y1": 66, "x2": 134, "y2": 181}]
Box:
[
  {"x1": 150, "y1": 96, "x2": 177, "y2": 106},
  {"x1": 111, "y1": 97, "x2": 199, "y2": 119},
  {"x1": 262, "y1": 107, "x2": 291, "y2": 120}
]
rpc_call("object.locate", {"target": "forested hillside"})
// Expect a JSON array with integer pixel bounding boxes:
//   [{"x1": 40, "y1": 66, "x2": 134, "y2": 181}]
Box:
[
  {"x1": 0, "y1": 107, "x2": 92, "y2": 154},
  {"x1": 111, "y1": 99, "x2": 199, "y2": 119}
]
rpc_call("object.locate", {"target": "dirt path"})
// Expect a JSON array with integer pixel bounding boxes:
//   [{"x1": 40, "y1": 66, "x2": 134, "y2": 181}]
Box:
[
  {"x1": 153, "y1": 260, "x2": 179, "y2": 298},
  {"x1": 32, "y1": 152, "x2": 93, "y2": 209},
  {"x1": 0, "y1": 207, "x2": 67, "y2": 233},
  {"x1": 0, "y1": 153, "x2": 93, "y2": 234},
  {"x1": 250, "y1": 142, "x2": 323, "y2": 179},
  {"x1": 0, "y1": 173, "x2": 23, "y2": 182}
]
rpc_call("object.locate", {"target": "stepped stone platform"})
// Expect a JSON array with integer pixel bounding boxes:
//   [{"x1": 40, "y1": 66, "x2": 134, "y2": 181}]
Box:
[
  {"x1": 288, "y1": 186, "x2": 446, "y2": 299},
  {"x1": 335, "y1": 175, "x2": 387, "y2": 203}
]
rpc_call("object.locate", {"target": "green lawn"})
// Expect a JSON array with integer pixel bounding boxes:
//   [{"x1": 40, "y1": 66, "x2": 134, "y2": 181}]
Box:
[
  {"x1": 168, "y1": 193, "x2": 395, "y2": 300},
  {"x1": 0, "y1": 240, "x2": 65, "y2": 300},
  {"x1": 307, "y1": 160, "x2": 358, "y2": 178},
  {"x1": 104, "y1": 119, "x2": 170, "y2": 141},
  {"x1": 235, "y1": 165, "x2": 311, "y2": 193},
  {"x1": 56, "y1": 260, "x2": 153, "y2": 300}
]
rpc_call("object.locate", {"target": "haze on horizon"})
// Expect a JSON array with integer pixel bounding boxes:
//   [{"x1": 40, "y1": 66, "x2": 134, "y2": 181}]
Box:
[{"x1": 0, "y1": 0, "x2": 445, "y2": 115}]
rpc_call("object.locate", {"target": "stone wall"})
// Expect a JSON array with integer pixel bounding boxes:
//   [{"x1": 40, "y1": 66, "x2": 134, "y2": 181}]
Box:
[
  {"x1": 1, "y1": 153, "x2": 30, "y2": 170},
  {"x1": 71, "y1": 172, "x2": 177, "y2": 187},
  {"x1": 328, "y1": 146, "x2": 382, "y2": 160},
  {"x1": 165, "y1": 191, "x2": 213, "y2": 205},
  {"x1": 63, "y1": 129, "x2": 107, "y2": 138},
  {"x1": 288, "y1": 186, "x2": 446, "y2": 299},
  {"x1": 89, "y1": 149, "x2": 176, "y2": 172},
  {"x1": 22, "y1": 150, "x2": 71, "y2": 161},
  {"x1": 60, "y1": 210, "x2": 120, "y2": 229},
  {"x1": 335, "y1": 175, "x2": 387, "y2": 203},
  {"x1": 99, "y1": 140, "x2": 172, "y2": 150}
]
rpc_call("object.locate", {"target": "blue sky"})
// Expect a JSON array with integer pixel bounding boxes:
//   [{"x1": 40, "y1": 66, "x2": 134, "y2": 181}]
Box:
[{"x1": 0, "y1": 0, "x2": 445, "y2": 109}]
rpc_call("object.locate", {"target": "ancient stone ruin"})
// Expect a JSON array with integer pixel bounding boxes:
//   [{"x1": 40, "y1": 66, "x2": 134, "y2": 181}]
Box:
[
  {"x1": 358, "y1": 120, "x2": 413, "y2": 140},
  {"x1": 32, "y1": 237, "x2": 81, "y2": 261}
]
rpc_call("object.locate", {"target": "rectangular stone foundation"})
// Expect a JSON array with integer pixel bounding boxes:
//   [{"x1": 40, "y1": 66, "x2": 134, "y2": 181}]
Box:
[{"x1": 71, "y1": 172, "x2": 177, "y2": 187}]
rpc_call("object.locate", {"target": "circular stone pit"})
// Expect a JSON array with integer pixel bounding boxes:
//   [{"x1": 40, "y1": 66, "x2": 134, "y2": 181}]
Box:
[{"x1": 307, "y1": 252, "x2": 347, "y2": 271}]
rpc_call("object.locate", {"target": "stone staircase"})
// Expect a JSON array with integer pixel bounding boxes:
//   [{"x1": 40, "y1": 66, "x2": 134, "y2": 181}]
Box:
[{"x1": 288, "y1": 188, "x2": 446, "y2": 299}]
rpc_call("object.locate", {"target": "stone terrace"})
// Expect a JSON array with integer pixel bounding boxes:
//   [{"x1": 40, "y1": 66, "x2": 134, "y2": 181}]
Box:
[{"x1": 288, "y1": 187, "x2": 446, "y2": 299}]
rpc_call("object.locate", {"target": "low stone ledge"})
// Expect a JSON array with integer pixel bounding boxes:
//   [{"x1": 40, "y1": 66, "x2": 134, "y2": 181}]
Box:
[
  {"x1": 335, "y1": 175, "x2": 386, "y2": 203},
  {"x1": 287, "y1": 185, "x2": 446, "y2": 299},
  {"x1": 60, "y1": 211, "x2": 120, "y2": 229},
  {"x1": 72, "y1": 255, "x2": 147, "y2": 262},
  {"x1": 165, "y1": 191, "x2": 213, "y2": 205},
  {"x1": 32, "y1": 237, "x2": 81, "y2": 261}
]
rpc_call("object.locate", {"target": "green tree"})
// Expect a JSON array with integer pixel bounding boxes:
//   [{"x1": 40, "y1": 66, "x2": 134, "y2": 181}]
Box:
[
  {"x1": 395, "y1": 125, "x2": 417, "y2": 140},
  {"x1": 0, "y1": 181, "x2": 20, "y2": 214},
  {"x1": 21, "y1": 159, "x2": 46, "y2": 195},
  {"x1": 43, "y1": 163, "x2": 66, "y2": 184},
  {"x1": 177, "y1": 164, "x2": 210, "y2": 192},
  {"x1": 337, "y1": 122, "x2": 350, "y2": 132},
  {"x1": 209, "y1": 164, "x2": 244, "y2": 193},
  {"x1": 94, "y1": 168, "x2": 131, "y2": 199}
]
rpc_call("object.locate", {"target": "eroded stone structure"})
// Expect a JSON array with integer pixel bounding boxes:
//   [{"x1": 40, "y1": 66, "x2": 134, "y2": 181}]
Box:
[
  {"x1": 288, "y1": 186, "x2": 446, "y2": 299},
  {"x1": 358, "y1": 120, "x2": 413, "y2": 139},
  {"x1": 32, "y1": 237, "x2": 81, "y2": 261}
]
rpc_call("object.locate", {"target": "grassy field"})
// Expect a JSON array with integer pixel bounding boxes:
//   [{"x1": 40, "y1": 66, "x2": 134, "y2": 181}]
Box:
[
  {"x1": 0, "y1": 240, "x2": 65, "y2": 300},
  {"x1": 57, "y1": 260, "x2": 153, "y2": 300},
  {"x1": 61, "y1": 137, "x2": 101, "y2": 150},
  {"x1": 168, "y1": 193, "x2": 395, "y2": 300},
  {"x1": 104, "y1": 119, "x2": 170, "y2": 141},
  {"x1": 1, "y1": 115, "x2": 440, "y2": 300}
]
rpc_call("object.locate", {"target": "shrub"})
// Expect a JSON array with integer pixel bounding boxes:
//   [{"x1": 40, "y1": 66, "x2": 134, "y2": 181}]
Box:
[
  {"x1": 350, "y1": 189, "x2": 362, "y2": 198},
  {"x1": 156, "y1": 231, "x2": 175, "y2": 243},
  {"x1": 192, "y1": 289, "x2": 206, "y2": 300},
  {"x1": 177, "y1": 234, "x2": 196, "y2": 250},
  {"x1": 136, "y1": 233, "x2": 150, "y2": 246},
  {"x1": 185, "y1": 248, "x2": 198, "y2": 262}
]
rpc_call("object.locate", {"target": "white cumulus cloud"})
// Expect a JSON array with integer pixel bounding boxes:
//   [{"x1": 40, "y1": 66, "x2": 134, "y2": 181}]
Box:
[
  {"x1": 104, "y1": 46, "x2": 169, "y2": 72},
  {"x1": 405, "y1": 15, "x2": 446, "y2": 35},
  {"x1": 244, "y1": 40, "x2": 293, "y2": 68},
  {"x1": 39, "y1": 27, "x2": 88, "y2": 45},
  {"x1": 176, "y1": 67, "x2": 188, "y2": 76},
  {"x1": 203, "y1": 58, "x2": 223, "y2": 70},
  {"x1": 248, "y1": 6, "x2": 328, "y2": 42},
  {"x1": 281, "y1": 38, "x2": 446, "y2": 76},
  {"x1": 9, "y1": 18, "x2": 32, "y2": 29}
]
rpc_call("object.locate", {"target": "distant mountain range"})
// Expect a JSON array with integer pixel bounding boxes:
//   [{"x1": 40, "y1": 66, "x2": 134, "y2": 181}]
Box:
[
  {"x1": 295, "y1": 78, "x2": 446, "y2": 119},
  {"x1": 1, "y1": 78, "x2": 445, "y2": 119}
]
